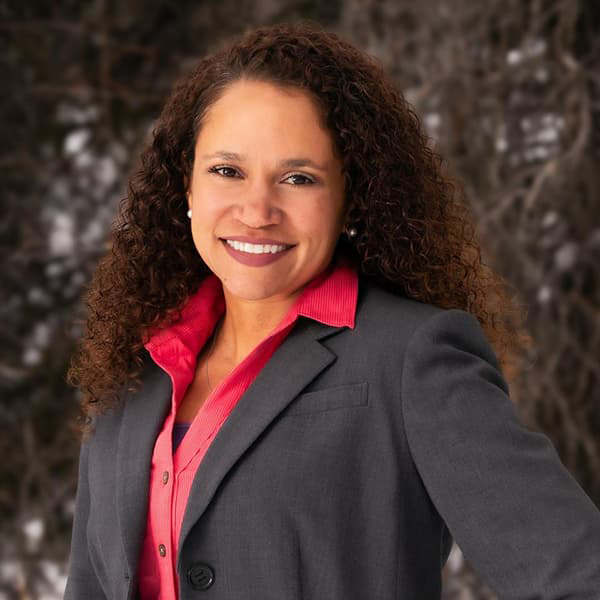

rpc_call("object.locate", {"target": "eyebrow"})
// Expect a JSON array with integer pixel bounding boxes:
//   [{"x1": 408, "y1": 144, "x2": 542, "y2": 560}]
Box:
[{"x1": 201, "y1": 151, "x2": 328, "y2": 172}]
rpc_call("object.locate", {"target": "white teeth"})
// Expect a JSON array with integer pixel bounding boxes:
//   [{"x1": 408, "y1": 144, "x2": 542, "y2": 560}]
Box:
[{"x1": 225, "y1": 240, "x2": 289, "y2": 254}]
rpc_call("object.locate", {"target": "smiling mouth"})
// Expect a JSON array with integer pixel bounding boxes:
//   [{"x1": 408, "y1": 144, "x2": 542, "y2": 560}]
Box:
[{"x1": 219, "y1": 238, "x2": 296, "y2": 254}]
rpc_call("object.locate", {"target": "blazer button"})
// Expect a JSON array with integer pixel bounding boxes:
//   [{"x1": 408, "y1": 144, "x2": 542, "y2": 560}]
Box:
[{"x1": 187, "y1": 562, "x2": 215, "y2": 590}]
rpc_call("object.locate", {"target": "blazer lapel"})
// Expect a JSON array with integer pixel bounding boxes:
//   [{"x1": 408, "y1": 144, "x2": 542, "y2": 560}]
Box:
[
  {"x1": 116, "y1": 353, "x2": 172, "y2": 576},
  {"x1": 176, "y1": 317, "x2": 343, "y2": 567}
]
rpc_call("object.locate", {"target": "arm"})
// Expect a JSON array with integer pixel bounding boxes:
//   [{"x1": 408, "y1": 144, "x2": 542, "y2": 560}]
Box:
[
  {"x1": 401, "y1": 308, "x2": 600, "y2": 599},
  {"x1": 64, "y1": 432, "x2": 106, "y2": 599}
]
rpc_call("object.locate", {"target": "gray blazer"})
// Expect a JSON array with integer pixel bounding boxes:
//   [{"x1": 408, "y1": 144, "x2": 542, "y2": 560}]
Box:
[{"x1": 64, "y1": 278, "x2": 600, "y2": 599}]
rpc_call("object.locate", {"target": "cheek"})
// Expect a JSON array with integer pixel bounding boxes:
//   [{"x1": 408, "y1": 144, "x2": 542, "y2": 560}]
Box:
[
  {"x1": 294, "y1": 201, "x2": 341, "y2": 233},
  {"x1": 192, "y1": 190, "x2": 230, "y2": 225}
]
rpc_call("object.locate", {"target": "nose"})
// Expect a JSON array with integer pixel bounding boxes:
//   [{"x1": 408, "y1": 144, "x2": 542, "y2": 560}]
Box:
[{"x1": 237, "y1": 185, "x2": 282, "y2": 228}]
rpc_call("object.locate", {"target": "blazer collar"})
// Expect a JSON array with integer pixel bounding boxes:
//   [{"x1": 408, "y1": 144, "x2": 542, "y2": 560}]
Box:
[{"x1": 115, "y1": 311, "x2": 351, "y2": 578}]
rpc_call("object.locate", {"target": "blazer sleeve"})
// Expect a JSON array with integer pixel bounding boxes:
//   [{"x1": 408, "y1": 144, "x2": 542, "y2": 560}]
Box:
[
  {"x1": 64, "y1": 430, "x2": 106, "y2": 599},
  {"x1": 400, "y1": 308, "x2": 600, "y2": 599}
]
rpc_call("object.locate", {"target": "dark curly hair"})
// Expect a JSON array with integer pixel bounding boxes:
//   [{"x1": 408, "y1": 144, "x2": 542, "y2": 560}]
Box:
[{"x1": 66, "y1": 19, "x2": 532, "y2": 425}]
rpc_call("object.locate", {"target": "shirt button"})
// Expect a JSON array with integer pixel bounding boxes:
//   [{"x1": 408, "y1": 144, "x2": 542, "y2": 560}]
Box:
[
  {"x1": 158, "y1": 544, "x2": 166, "y2": 557},
  {"x1": 162, "y1": 471, "x2": 169, "y2": 484}
]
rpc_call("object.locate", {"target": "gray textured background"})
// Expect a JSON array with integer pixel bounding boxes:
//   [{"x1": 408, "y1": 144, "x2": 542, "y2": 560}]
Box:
[{"x1": 1, "y1": 1, "x2": 599, "y2": 597}]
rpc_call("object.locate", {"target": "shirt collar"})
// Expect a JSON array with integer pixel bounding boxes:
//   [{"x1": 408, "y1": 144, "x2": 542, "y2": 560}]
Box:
[
  {"x1": 291, "y1": 253, "x2": 357, "y2": 329},
  {"x1": 143, "y1": 253, "x2": 358, "y2": 356}
]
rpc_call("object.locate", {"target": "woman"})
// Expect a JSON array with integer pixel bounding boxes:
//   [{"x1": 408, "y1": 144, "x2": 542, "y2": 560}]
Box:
[{"x1": 64, "y1": 21, "x2": 600, "y2": 599}]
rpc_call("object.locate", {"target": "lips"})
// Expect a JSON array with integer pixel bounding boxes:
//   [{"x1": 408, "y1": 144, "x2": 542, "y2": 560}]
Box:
[{"x1": 220, "y1": 238, "x2": 295, "y2": 267}]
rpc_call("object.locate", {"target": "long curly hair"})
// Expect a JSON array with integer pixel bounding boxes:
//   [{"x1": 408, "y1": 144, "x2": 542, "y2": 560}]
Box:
[{"x1": 66, "y1": 20, "x2": 532, "y2": 424}]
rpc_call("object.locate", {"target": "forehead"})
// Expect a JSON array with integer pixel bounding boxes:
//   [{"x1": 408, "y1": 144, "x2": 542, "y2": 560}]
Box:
[{"x1": 195, "y1": 79, "x2": 334, "y2": 158}]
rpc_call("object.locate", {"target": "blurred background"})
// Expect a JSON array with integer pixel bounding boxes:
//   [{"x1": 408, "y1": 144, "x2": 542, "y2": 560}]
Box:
[{"x1": 1, "y1": 0, "x2": 599, "y2": 598}]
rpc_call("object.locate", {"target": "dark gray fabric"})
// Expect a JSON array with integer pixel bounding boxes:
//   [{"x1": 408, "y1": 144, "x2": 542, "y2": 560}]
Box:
[{"x1": 64, "y1": 278, "x2": 600, "y2": 599}]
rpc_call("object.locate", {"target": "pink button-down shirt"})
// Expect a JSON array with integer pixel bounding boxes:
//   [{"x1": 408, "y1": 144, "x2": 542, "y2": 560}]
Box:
[{"x1": 136, "y1": 254, "x2": 359, "y2": 598}]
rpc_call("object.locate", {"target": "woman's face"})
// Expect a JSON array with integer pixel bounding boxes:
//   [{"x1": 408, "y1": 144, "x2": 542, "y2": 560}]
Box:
[{"x1": 186, "y1": 78, "x2": 347, "y2": 304}]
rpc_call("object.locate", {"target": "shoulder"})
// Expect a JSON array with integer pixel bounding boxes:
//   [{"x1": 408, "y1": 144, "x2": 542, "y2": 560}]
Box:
[
  {"x1": 355, "y1": 276, "x2": 446, "y2": 339},
  {"x1": 353, "y1": 276, "x2": 496, "y2": 367}
]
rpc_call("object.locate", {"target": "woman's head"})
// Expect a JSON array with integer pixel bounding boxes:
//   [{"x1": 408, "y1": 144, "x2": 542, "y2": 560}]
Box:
[
  {"x1": 67, "y1": 20, "x2": 530, "y2": 419},
  {"x1": 186, "y1": 78, "x2": 347, "y2": 304}
]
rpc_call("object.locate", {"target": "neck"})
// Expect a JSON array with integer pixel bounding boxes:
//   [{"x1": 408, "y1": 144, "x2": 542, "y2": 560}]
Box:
[{"x1": 215, "y1": 290, "x2": 302, "y2": 364}]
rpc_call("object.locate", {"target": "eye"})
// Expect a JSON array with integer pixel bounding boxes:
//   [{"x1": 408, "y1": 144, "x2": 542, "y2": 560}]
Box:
[
  {"x1": 283, "y1": 173, "x2": 315, "y2": 185},
  {"x1": 209, "y1": 165, "x2": 240, "y2": 178}
]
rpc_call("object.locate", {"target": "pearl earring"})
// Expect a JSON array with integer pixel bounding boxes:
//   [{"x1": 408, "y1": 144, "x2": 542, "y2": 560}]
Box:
[
  {"x1": 347, "y1": 227, "x2": 357, "y2": 238},
  {"x1": 187, "y1": 209, "x2": 192, "y2": 219}
]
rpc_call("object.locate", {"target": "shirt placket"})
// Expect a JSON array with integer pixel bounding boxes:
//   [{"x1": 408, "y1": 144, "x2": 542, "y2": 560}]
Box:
[
  {"x1": 158, "y1": 398, "x2": 179, "y2": 598},
  {"x1": 148, "y1": 347, "x2": 188, "y2": 600}
]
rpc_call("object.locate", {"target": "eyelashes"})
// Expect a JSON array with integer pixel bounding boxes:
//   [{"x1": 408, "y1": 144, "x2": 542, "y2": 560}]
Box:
[
  {"x1": 208, "y1": 166, "x2": 239, "y2": 178},
  {"x1": 208, "y1": 165, "x2": 316, "y2": 185}
]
